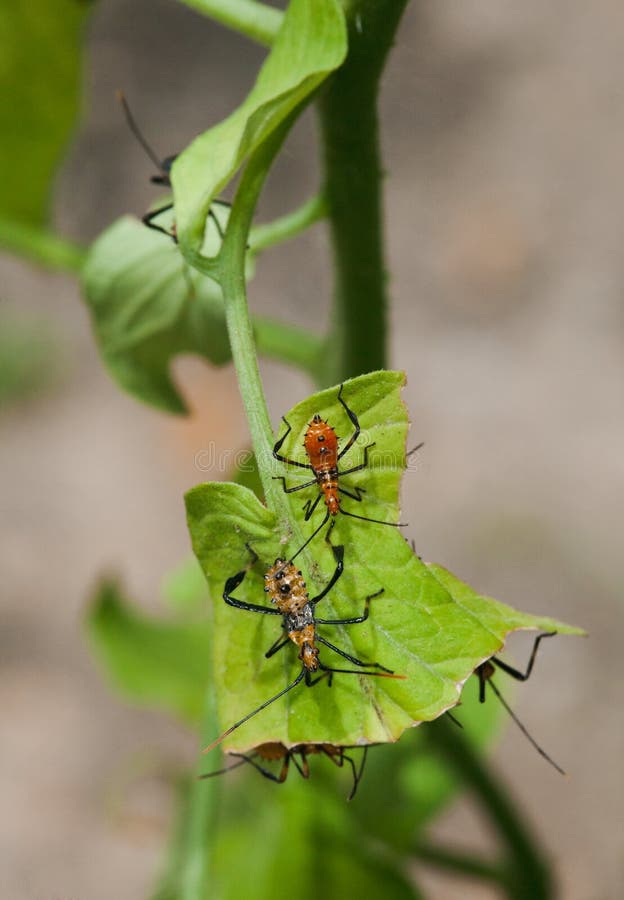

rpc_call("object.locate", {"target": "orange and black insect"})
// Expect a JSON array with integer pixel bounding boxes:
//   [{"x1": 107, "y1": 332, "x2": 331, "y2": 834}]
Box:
[
  {"x1": 203, "y1": 534, "x2": 404, "y2": 754},
  {"x1": 117, "y1": 91, "x2": 228, "y2": 242},
  {"x1": 475, "y1": 631, "x2": 565, "y2": 774},
  {"x1": 273, "y1": 384, "x2": 419, "y2": 547},
  {"x1": 200, "y1": 742, "x2": 369, "y2": 801}
]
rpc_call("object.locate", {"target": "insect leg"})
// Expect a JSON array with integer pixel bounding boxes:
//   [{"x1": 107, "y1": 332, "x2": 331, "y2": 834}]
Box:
[
  {"x1": 264, "y1": 634, "x2": 291, "y2": 659},
  {"x1": 303, "y1": 492, "x2": 323, "y2": 521},
  {"x1": 316, "y1": 635, "x2": 394, "y2": 673},
  {"x1": 316, "y1": 589, "x2": 384, "y2": 625},
  {"x1": 338, "y1": 486, "x2": 366, "y2": 502},
  {"x1": 310, "y1": 542, "x2": 344, "y2": 605},
  {"x1": 491, "y1": 631, "x2": 557, "y2": 682},
  {"x1": 336, "y1": 384, "x2": 361, "y2": 460},
  {"x1": 290, "y1": 749, "x2": 310, "y2": 779},
  {"x1": 273, "y1": 417, "x2": 314, "y2": 469},
  {"x1": 223, "y1": 569, "x2": 282, "y2": 616},
  {"x1": 198, "y1": 755, "x2": 250, "y2": 779},
  {"x1": 232, "y1": 752, "x2": 291, "y2": 785},
  {"x1": 273, "y1": 476, "x2": 317, "y2": 494},
  {"x1": 338, "y1": 442, "x2": 376, "y2": 475},
  {"x1": 142, "y1": 203, "x2": 176, "y2": 240}
]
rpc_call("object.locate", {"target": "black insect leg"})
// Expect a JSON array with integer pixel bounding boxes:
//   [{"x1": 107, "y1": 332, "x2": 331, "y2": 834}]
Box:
[
  {"x1": 336, "y1": 384, "x2": 361, "y2": 461},
  {"x1": 233, "y1": 751, "x2": 292, "y2": 785},
  {"x1": 303, "y1": 492, "x2": 323, "y2": 521},
  {"x1": 491, "y1": 631, "x2": 557, "y2": 682},
  {"x1": 338, "y1": 486, "x2": 366, "y2": 503},
  {"x1": 273, "y1": 417, "x2": 314, "y2": 469},
  {"x1": 309, "y1": 540, "x2": 345, "y2": 606},
  {"x1": 316, "y1": 636, "x2": 393, "y2": 673},
  {"x1": 142, "y1": 203, "x2": 176, "y2": 240},
  {"x1": 338, "y1": 442, "x2": 376, "y2": 476},
  {"x1": 273, "y1": 476, "x2": 317, "y2": 494},
  {"x1": 198, "y1": 755, "x2": 249, "y2": 780},
  {"x1": 321, "y1": 746, "x2": 367, "y2": 801},
  {"x1": 316, "y1": 589, "x2": 384, "y2": 625},
  {"x1": 223, "y1": 567, "x2": 282, "y2": 616},
  {"x1": 264, "y1": 633, "x2": 291, "y2": 659}
]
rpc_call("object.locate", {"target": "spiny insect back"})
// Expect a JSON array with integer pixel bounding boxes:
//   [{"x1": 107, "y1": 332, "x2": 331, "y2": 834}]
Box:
[
  {"x1": 203, "y1": 529, "x2": 405, "y2": 754},
  {"x1": 273, "y1": 383, "x2": 422, "y2": 552}
]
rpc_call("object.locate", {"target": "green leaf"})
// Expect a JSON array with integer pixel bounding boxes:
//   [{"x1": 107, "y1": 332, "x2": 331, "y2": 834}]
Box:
[
  {"x1": 171, "y1": 0, "x2": 347, "y2": 258},
  {"x1": 185, "y1": 371, "x2": 583, "y2": 752},
  {"x1": 86, "y1": 578, "x2": 211, "y2": 725},
  {"x1": 162, "y1": 557, "x2": 211, "y2": 615},
  {"x1": 0, "y1": 0, "x2": 90, "y2": 225},
  {"x1": 211, "y1": 775, "x2": 421, "y2": 900},
  {"x1": 0, "y1": 313, "x2": 62, "y2": 408},
  {"x1": 81, "y1": 215, "x2": 231, "y2": 413},
  {"x1": 352, "y1": 674, "x2": 506, "y2": 845}
]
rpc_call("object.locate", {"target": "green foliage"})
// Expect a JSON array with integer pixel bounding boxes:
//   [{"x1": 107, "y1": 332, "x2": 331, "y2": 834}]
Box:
[
  {"x1": 0, "y1": 313, "x2": 61, "y2": 408},
  {"x1": 211, "y1": 779, "x2": 422, "y2": 900},
  {"x1": 0, "y1": 0, "x2": 90, "y2": 226},
  {"x1": 86, "y1": 578, "x2": 211, "y2": 726},
  {"x1": 0, "y1": 0, "x2": 584, "y2": 893},
  {"x1": 81, "y1": 216, "x2": 231, "y2": 413},
  {"x1": 185, "y1": 372, "x2": 581, "y2": 752},
  {"x1": 171, "y1": 0, "x2": 347, "y2": 261}
]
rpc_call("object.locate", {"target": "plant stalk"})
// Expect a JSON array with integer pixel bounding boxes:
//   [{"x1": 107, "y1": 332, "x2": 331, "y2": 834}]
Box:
[
  {"x1": 216, "y1": 119, "x2": 299, "y2": 512},
  {"x1": 318, "y1": 0, "x2": 410, "y2": 383},
  {"x1": 176, "y1": 0, "x2": 282, "y2": 47},
  {"x1": 0, "y1": 217, "x2": 86, "y2": 273},
  {"x1": 426, "y1": 718, "x2": 554, "y2": 899}
]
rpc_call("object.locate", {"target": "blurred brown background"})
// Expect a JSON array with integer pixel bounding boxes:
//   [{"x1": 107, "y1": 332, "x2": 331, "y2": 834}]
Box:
[{"x1": 1, "y1": 1, "x2": 622, "y2": 897}]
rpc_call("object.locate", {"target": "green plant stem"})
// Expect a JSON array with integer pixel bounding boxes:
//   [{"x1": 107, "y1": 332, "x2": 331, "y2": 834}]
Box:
[
  {"x1": 0, "y1": 217, "x2": 86, "y2": 273},
  {"x1": 249, "y1": 192, "x2": 327, "y2": 253},
  {"x1": 179, "y1": 675, "x2": 221, "y2": 900},
  {"x1": 411, "y1": 841, "x2": 505, "y2": 884},
  {"x1": 177, "y1": 0, "x2": 282, "y2": 47},
  {"x1": 426, "y1": 718, "x2": 553, "y2": 899},
  {"x1": 254, "y1": 314, "x2": 322, "y2": 378},
  {"x1": 318, "y1": 0, "x2": 409, "y2": 383},
  {"x1": 216, "y1": 120, "x2": 298, "y2": 510}
]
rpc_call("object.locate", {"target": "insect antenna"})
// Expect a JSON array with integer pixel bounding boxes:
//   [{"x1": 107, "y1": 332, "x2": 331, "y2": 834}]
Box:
[
  {"x1": 116, "y1": 90, "x2": 167, "y2": 175},
  {"x1": 202, "y1": 668, "x2": 307, "y2": 754},
  {"x1": 406, "y1": 441, "x2": 425, "y2": 458},
  {"x1": 322, "y1": 665, "x2": 406, "y2": 680},
  {"x1": 288, "y1": 511, "x2": 332, "y2": 565},
  {"x1": 486, "y1": 678, "x2": 566, "y2": 775},
  {"x1": 340, "y1": 507, "x2": 407, "y2": 528}
]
